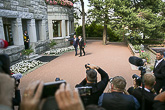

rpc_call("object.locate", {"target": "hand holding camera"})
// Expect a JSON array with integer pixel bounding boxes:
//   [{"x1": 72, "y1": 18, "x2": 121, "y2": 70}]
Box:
[
  {"x1": 85, "y1": 64, "x2": 99, "y2": 70},
  {"x1": 21, "y1": 81, "x2": 44, "y2": 110}
]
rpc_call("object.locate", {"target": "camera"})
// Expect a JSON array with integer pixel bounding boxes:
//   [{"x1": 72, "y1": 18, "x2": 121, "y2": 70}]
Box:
[
  {"x1": 85, "y1": 63, "x2": 91, "y2": 69},
  {"x1": 76, "y1": 86, "x2": 92, "y2": 106},
  {"x1": 41, "y1": 80, "x2": 66, "y2": 99},
  {"x1": 76, "y1": 86, "x2": 92, "y2": 96},
  {"x1": 132, "y1": 74, "x2": 142, "y2": 86}
]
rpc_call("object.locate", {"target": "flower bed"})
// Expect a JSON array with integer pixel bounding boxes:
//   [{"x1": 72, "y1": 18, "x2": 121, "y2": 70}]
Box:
[
  {"x1": 10, "y1": 60, "x2": 43, "y2": 74},
  {"x1": 45, "y1": 0, "x2": 73, "y2": 7},
  {"x1": 45, "y1": 46, "x2": 75, "y2": 55}
]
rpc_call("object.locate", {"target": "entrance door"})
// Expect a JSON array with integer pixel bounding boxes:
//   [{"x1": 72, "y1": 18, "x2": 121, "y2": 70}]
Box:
[{"x1": 3, "y1": 24, "x2": 13, "y2": 45}]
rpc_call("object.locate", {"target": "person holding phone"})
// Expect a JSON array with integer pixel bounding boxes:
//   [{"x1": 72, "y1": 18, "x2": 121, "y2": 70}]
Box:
[{"x1": 21, "y1": 82, "x2": 84, "y2": 110}]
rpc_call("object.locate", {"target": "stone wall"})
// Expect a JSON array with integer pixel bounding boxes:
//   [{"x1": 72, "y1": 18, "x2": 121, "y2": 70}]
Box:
[
  {"x1": 0, "y1": 0, "x2": 49, "y2": 63},
  {"x1": 48, "y1": 5, "x2": 74, "y2": 40},
  {"x1": 0, "y1": 45, "x2": 24, "y2": 63}
]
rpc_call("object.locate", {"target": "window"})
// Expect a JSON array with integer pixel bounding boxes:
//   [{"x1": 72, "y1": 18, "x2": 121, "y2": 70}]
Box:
[
  {"x1": 35, "y1": 20, "x2": 41, "y2": 41},
  {"x1": 3, "y1": 18, "x2": 13, "y2": 46},
  {"x1": 65, "y1": 20, "x2": 68, "y2": 36},
  {"x1": 52, "y1": 20, "x2": 61, "y2": 37}
]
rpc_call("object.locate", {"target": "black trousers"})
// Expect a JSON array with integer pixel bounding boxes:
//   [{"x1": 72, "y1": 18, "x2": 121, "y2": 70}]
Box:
[
  {"x1": 24, "y1": 42, "x2": 29, "y2": 49},
  {"x1": 154, "y1": 80, "x2": 163, "y2": 94},
  {"x1": 74, "y1": 46, "x2": 78, "y2": 55},
  {"x1": 80, "y1": 47, "x2": 85, "y2": 56}
]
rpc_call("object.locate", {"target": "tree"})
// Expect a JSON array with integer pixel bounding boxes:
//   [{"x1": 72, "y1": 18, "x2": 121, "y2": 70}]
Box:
[
  {"x1": 88, "y1": 0, "x2": 165, "y2": 44},
  {"x1": 80, "y1": 0, "x2": 86, "y2": 43},
  {"x1": 88, "y1": 0, "x2": 113, "y2": 45},
  {"x1": 73, "y1": 0, "x2": 86, "y2": 43}
]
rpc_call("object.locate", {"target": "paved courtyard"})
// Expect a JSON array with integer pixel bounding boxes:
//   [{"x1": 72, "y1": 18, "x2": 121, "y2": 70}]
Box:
[{"x1": 20, "y1": 40, "x2": 140, "y2": 94}]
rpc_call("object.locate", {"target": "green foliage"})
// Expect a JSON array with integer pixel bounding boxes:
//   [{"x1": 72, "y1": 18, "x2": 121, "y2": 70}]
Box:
[
  {"x1": 133, "y1": 45, "x2": 141, "y2": 50},
  {"x1": 88, "y1": 0, "x2": 165, "y2": 42},
  {"x1": 76, "y1": 22, "x2": 121, "y2": 41},
  {"x1": 22, "y1": 46, "x2": 34, "y2": 56},
  {"x1": 49, "y1": 40, "x2": 56, "y2": 48},
  {"x1": 150, "y1": 65, "x2": 154, "y2": 71},
  {"x1": 140, "y1": 50, "x2": 150, "y2": 63}
]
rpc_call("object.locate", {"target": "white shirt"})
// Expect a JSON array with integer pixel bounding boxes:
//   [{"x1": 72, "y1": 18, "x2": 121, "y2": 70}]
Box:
[
  {"x1": 155, "y1": 58, "x2": 163, "y2": 68},
  {"x1": 139, "y1": 86, "x2": 150, "y2": 92},
  {"x1": 74, "y1": 38, "x2": 76, "y2": 41}
]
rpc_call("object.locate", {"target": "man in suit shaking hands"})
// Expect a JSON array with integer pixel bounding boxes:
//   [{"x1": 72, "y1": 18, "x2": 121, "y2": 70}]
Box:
[
  {"x1": 153, "y1": 51, "x2": 165, "y2": 94},
  {"x1": 66, "y1": 35, "x2": 79, "y2": 56},
  {"x1": 78, "y1": 36, "x2": 85, "y2": 57}
]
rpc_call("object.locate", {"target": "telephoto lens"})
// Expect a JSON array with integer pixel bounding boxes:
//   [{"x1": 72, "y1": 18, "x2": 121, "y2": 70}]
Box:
[{"x1": 132, "y1": 74, "x2": 140, "y2": 79}]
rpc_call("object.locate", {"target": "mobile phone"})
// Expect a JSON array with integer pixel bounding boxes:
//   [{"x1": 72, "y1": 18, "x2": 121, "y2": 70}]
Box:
[{"x1": 41, "y1": 80, "x2": 66, "y2": 99}]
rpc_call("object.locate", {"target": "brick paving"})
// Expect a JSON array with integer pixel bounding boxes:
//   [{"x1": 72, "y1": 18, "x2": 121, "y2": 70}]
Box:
[{"x1": 20, "y1": 40, "x2": 140, "y2": 94}]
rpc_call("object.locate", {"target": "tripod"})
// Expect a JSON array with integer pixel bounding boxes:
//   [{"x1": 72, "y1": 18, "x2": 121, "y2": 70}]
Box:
[{"x1": 138, "y1": 66, "x2": 146, "y2": 110}]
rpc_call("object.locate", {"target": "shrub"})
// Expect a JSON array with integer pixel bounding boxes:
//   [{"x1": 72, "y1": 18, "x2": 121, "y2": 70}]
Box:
[
  {"x1": 76, "y1": 22, "x2": 121, "y2": 41},
  {"x1": 49, "y1": 40, "x2": 56, "y2": 48},
  {"x1": 22, "y1": 46, "x2": 34, "y2": 56},
  {"x1": 140, "y1": 50, "x2": 150, "y2": 63},
  {"x1": 133, "y1": 45, "x2": 141, "y2": 50}
]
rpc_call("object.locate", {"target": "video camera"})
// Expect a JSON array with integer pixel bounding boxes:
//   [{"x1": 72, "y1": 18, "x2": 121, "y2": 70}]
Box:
[{"x1": 132, "y1": 74, "x2": 142, "y2": 86}]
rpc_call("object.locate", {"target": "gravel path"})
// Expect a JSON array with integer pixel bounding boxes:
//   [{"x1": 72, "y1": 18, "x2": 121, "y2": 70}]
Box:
[{"x1": 20, "y1": 40, "x2": 140, "y2": 94}]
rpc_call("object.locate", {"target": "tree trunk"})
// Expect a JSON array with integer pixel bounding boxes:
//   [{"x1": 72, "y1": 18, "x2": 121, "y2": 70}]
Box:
[
  {"x1": 103, "y1": 24, "x2": 107, "y2": 45},
  {"x1": 80, "y1": 0, "x2": 86, "y2": 43}
]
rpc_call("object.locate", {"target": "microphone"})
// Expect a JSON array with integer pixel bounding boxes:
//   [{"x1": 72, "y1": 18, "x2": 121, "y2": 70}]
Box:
[{"x1": 129, "y1": 56, "x2": 144, "y2": 66}]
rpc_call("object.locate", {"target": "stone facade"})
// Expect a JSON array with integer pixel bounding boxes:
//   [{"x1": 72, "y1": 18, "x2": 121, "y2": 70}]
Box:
[
  {"x1": 47, "y1": 5, "x2": 74, "y2": 47},
  {"x1": 0, "y1": 0, "x2": 49, "y2": 63}
]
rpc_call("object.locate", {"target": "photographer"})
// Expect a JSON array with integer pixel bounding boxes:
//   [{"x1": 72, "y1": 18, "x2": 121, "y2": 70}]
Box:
[
  {"x1": 0, "y1": 54, "x2": 22, "y2": 110},
  {"x1": 98, "y1": 76, "x2": 140, "y2": 110},
  {"x1": 128, "y1": 73, "x2": 156, "y2": 110},
  {"x1": 21, "y1": 81, "x2": 85, "y2": 110},
  {"x1": 153, "y1": 91, "x2": 165, "y2": 110},
  {"x1": 75, "y1": 64, "x2": 109, "y2": 106}
]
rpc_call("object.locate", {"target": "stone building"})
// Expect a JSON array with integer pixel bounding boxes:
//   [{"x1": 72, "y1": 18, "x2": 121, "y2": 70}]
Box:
[
  {"x1": 47, "y1": 1, "x2": 74, "y2": 48},
  {"x1": 0, "y1": 0, "x2": 74, "y2": 63}
]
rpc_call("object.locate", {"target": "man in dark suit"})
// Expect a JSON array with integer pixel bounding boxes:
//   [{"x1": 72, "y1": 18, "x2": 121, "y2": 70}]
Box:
[
  {"x1": 78, "y1": 36, "x2": 85, "y2": 57},
  {"x1": 66, "y1": 35, "x2": 79, "y2": 56},
  {"x1": 128, "y1": 73, "x2": 156, "y2": 110},
  {"x1": 99, "y1": 76, "x2": 140, "y2": 110},
  {"x1": 153, "y1": 51, "x2": 165, "y2": 94}
]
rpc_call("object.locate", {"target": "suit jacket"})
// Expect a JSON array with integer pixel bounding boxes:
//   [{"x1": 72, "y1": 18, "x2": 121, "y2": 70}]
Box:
[
  {"x1": 69, "y1": 38, "x2": 79, "y2": 47},
  {"x1": 128, "y1": 87, "x2": 156, "y2": 110},
  {"x1": 153, "y1": 59, "x2": 165, "y2": 81},
  {"x1": 79, "y1": 38, "x2": 84, "y2": 48}
]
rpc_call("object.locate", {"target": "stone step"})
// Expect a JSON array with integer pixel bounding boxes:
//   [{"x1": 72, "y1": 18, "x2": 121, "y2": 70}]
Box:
[{"x1": 28, "y1": 54, "x2": 41, "y2": 61}]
